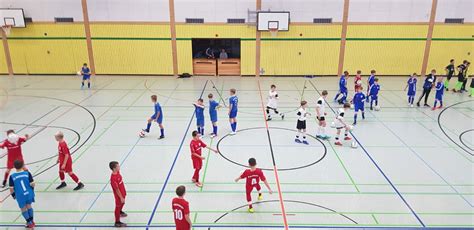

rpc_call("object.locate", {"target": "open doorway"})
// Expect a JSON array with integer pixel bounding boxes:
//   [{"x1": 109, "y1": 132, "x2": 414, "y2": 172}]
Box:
[{"x1": 192, "y1": 39, "x2": 241, "y2": 76}]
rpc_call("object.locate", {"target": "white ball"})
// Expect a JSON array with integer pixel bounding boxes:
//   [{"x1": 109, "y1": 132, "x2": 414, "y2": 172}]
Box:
[
  {"x1": 348, "y1": 125, "x2": 354, "y2": 130},
  {"x1": 351, "y1": 141, "x2": 358, "y2": 148},
  {"x1": 350, "y1": 104, "x2": 354, "y2": 109},
  {"x1": 77, "y1": 71, "x2": 82, "y2": 76},
  {"x1": 330, "y1": 122, "x2": 336, "y2": 128},
  {"x1": 374, "y1": 105, "x2": 381, "y2": 111},
  {"x1": 139, "y1": 131, "x2": 145, "y2": 138}
]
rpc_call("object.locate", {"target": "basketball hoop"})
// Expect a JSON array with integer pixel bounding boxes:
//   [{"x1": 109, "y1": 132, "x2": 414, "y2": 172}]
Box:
[
  {"x1": 1, "y1": 25, "x2": 11, "y2": 36},
  {"x1": 269, "y1": 28, "x2": 278, "y2": 37}
]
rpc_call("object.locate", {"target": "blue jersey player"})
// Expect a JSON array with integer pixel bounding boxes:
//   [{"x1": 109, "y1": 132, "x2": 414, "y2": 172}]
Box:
[
  {"x1": 405, "y1": 73, "x2": 418, "y2": 107},
  {"x1": 141, "y1": 95, "x2": 165, "y2": 139},
  {"x1": 368, "y1": 78, "x2": 381, "y2": 110},
  {"x1": 432, "y1": 77, "x2": 444, "y2": 110},
  {"x1": 334, "y1": 71, "x2": 349, "y2": 104},
  {"x1": 193, "y1": 98, "x2": 205, "y2": 135},
  {"x1": 367, "y1": 69, "x2": 376, "y2": 96},
  {"x1": 208, "y1": 93, "x2": 221, "y2": 137},
  {"x1": 80, "y1": 63, "x2": 91, "y2": 89},
  {"x1": 228, "y1": 89, "x2": 238, "y2": 135},
  {"x1": 352, "y1": 87, "x2": 366, "y2": 125},
  {"x1": 9, "y1": 160, "x2": 35, "y2": 229}
]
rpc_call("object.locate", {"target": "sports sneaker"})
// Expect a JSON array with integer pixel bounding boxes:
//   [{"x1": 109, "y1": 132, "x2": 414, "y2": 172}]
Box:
[
  {"x1": 281, "y1": 114, "x2": 285, "y2": 120},
  {"x1": 316, "y1": 135, "x2": 323, "y2": 139},
  {"x1": 158, "y1": 135, "x2": 165, "y2": 139},
  {"x1": 334, "y1": 141, "x2": 343, "y2": 146},
  {"x1": 248, "y1": 208, "x2": 255, "y2": 213},
  {"x1": 210, "y1": 133, "x2": 216, "y2": 138},
  {"x1": 195, "y1": 182, "x2": 202, "y2": 187},
  {"x1": 56, "y1": 182, "x2": 67, "y2": 190},
  {"x1": 416, "y1": 102, "x2": 420, "y2": 107},
  {"x1": 1, "y1": 180, "x2": 6, "y2": 188},
  {"x1": 344, "y1": 136, "x2": 352, "y2": 141},
  {"x1": 229, "y1": 131, "x2": 237, "y2": 135},
  {"x1": 302, "y1": 140, "x2": 309, "y2": 145},
  {"x1": 114, "y1": 222, "x2": 127, "y2": 227},
  {"x1": 323, "y1": 135, "x2": 331, "y2": 140},
  {"x1": 258, "y1": 194, "x2": 263, "y2": 201},
  {"x1": 266, "y1": 117, "x2": 272, "y2": 121},
  {"x1": 26, "y1": 223, "x2": 34, "y2": 229},
  {"x1": 73, "y1": 182, "x2": 84, "y2": 191},
  {"x1": 120, "y1": 211, "x2": 128, "y2": 217},
  {"x1": 431, "y1": 107, "x2": 436, "y2": 111},
  {"x1": 424, "y1": 104, "x2": 430, "y2": 107},
  {"x1": 295, "y1": 139, "x2": 302, "y2": 143}
]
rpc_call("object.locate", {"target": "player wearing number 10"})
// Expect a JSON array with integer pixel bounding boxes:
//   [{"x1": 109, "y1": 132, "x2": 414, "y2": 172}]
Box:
[
  {"x1": 9, "y1": 160, "x2": 35, "y2": 229},
  {"x1": 172, "y1": 185, "x2": 192, "y2": 230}
]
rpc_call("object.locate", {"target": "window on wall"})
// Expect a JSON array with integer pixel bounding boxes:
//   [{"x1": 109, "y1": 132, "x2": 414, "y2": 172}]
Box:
[
  {"x1": 227, "y1": 18, "x2": 246, "y2": 24},
  {"x1": 186, "y1": 18, "x2": 204, "y2": 24},
  {"x1": 192, "y1": 39, "x2": 241, "y2": 59},
  {"x1": 444, "y1": 18, "x2": 464, "y2": 24}
]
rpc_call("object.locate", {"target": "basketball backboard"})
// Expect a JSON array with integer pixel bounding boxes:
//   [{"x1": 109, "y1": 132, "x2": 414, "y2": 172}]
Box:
[
  {"x1": 257, "y1": 11, "x2": 290, "y2": 31},
  {"x1": 0, "y1": 8, "x2": 26, "y2": 27}
]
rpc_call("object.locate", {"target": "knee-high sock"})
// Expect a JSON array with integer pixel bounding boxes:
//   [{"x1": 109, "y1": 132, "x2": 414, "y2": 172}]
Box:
[
  {"x1": 145, "y1": 122, "x2": 151, "y2": 132},
  {"x1": 59, "y1": 171, "x2": 65, "y2": 181},
  {"x1": 69, "y1": 173, "x2": 80, "y2": 183},
  {"x1": 4, "y1": 172, "x2": 9, "y2": 181},
  {"x1": 27, "y1": 208, "x2": 34, "y2": 222},
  {"x1": 160, "y1": 128, "x2": 164, "y2": 136},
  {"x1": 21, "y1": 211, "x2": 30, "y2": 223},
  {"x1": 353, "y1": 114, "x2": 357, "y2": 123},
  {"x1": 213, "y1": 125, "x2": 218, "y2": 135}
]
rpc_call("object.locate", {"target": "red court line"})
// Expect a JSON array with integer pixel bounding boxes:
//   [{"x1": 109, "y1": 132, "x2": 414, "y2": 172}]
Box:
[{"x1": 256, "y1": 80, "x2": 289, "y2": 230}]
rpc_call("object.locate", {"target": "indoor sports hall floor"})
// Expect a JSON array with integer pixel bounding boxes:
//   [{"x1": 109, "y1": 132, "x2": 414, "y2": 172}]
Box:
[{"x1": 0, "y1": 75, "x2": 472, "y2": 229}]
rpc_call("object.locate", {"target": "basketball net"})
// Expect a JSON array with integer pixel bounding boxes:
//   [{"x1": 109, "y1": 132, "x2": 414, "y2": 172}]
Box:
[
  {"x1": 269, "y1": 28, "x2": 278, "y2": 37},
  {"x1": 1, "y1": 25, "x2": 11, "y2": 36}
]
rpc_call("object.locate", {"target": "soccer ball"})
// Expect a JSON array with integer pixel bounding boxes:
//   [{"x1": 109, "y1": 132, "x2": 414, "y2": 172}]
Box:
[
  {"x1": 348, "y1": 125, "x2": 354, "y2": 130},
  {"x1": 374, "y1": 105, "x2": 381, "y2": 111},
  {"x1": 351, "y1": 141, "x2": 358, "y2": 148},
  {"x1": 330, "y1": 121, "x2": 336, "y2": 128},
  {"x1": 77, "y1": 71, "x2": 82, "y2": 76},
  {"x1": 139, "y1": 131, "x2": 146, "y2": 138},
  {"x1": 350, "y1": 104, "x2": 354, "y2": 109}
]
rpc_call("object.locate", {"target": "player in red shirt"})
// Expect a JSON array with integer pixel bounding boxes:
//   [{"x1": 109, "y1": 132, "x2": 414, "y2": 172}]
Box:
[
  {"x1": 109, "y1": 161, "x2": 127, "y2": 227},
  {"x1": 354, "y1": 70, "x2": 363, "y2": 92},
  {"x1": 0, "y1": 130, "x2": 29, "y2": 188},
  {"x1": 172, "y1": 185, "x2": 192, "y2": 230},
  {"x1": 190, "y1": 130, "x2": 217, "y2": 187},
  {"x1": 54, "y1": 131, "x2": 84, "y2": 191},
  {"x1": 235, "y1": 158, "x2": 272, "y2": 213}
]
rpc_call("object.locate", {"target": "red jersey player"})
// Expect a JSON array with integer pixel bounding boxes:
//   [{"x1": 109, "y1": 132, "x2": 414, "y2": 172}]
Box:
[
  {"x1": 109, "y1": 161, "x2": 128, "y2": 227},
  {"x1": 0, "y1": 130, "x2": 29, "y2": 187},
  {"x1": 54, "y1": 131, "x2": 84, "y2": 191},
  {"x1": 172, "y1": 185, "x2": 192, "y2": 230},
  {"x1": 354, "y1": 70, "x2": 362, "y2": 92},
  {"x1": 190, "y1": 130, "x2": 217, "y2": 187},
  {"x1": 235, "y1": 158, "x2": 272, "y2": 213}
]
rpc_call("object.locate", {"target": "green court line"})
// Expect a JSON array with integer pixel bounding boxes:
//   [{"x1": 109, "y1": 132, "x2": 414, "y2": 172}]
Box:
[
  {"x1": 371, "y1": 214, "x2": 380, "y2": 225},
  {"x1": 326, "y1": 142, "x2": 361, "y2": 192},
  {"x1": 6, "y1": 36, "x2": 474, "y2": 41},
  {"x1": 33, "y1": 181, "x2": 474, "y2": 186},
  {"x1": 30, "y1": 189, "x2": 474, "y2": 196}
]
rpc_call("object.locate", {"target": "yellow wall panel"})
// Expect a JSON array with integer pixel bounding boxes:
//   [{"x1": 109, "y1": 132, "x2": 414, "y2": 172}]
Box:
[
  {"x1": 261, "y1": 41, "x2": 339, "y2": 75},
  {"x1": 9, "y1": 23, "x2": 85, "y2": 37},
  {"x1": 261, "y1": 25, "x2": 342, "y2": 38},
  {"x1": 176, "y1": 25, "x2": 255, "y2": 38},
  {"x1": 433, "y1": 25, "x2": 474, "y2": 38},
  {"x1": 344, "y1": 41, "x2": 425, "y2": 75},
  {"x1": 177, "y1": 40, "x2": 193, "y2": 74},
  {"x1": 241, "y1": 41, "x2": 255, "y2": 75},
  {"x1": 0, "y1": 42, "x2": 7, "y2": 74},
  {"x1": 347, "y1": 25, "x2": 428, "y2": 38},
  {"x1": 90, "y1": 24, "x2": 170, "y2": 38},
  {"x1": 93, "y1": 40, "x2": 173, "y2": 74},
  {"x1": 427, "y1": 41, "x2": 473, "y2": 72},
  {"x1": 9, "y1": 40, "x2": 88, "y2": 74}
]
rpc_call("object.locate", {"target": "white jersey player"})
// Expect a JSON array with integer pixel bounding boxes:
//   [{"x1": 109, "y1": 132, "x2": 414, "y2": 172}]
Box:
[
  {"x1": 266, "y1": 85, "x2": 285, "y2": 121},
  {"x1": 332, "y1": 103, "x2": 352, "y2": 146},
  {"x1": 315, "y1": 90, "x2": 330, "y2": 140}
]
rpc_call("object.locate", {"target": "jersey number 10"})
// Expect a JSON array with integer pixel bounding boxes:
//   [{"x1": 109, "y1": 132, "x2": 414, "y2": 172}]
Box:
[{"x1": 174, "y1": 209, "x2": 183, "y2": 220}]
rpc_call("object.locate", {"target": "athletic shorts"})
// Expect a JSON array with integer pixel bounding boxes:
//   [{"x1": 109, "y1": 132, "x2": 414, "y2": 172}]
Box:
[
  {"x1": 354, "y1": 105, "x2": 364, "y2": 112},
  {"x1": 196, "y1": 118, "x2": 204, "y2": 126},
  {"x1": 371, "y1": 95, "x2": 378, "y2": 101},
  {"x1": 209, "y1": 112, "x2": 218, "y2": 122},
  {"x1": 7, "y1": 155, "x2": 23, "y2": 169},
  {"x1": 16, "y1": 196, "x2": 35, "y2": 209},
  {"x1": 192, "y1": 159, "x2": 203, "y2": 170},
  {"x1": 151, "y1": 114, "x2": 163, "y2": 124},
  {"x1": 435, "y1": 94, "x2": 443, "y2": 101},
  {"x1": 407, "y1": 91, "x2": 416, "y2": 96},
  {"x1": 229, "y1": 110, "x2": 237, "y2": 119},
  {"x1": 82, "y1": 75, "x2": 91, "y2": 81},
  {"x1": 296, "y1": 120, "x2": 306, "y2": 130},
  {"x1": 59, "y1": 159, "x2": 73, "y2": 173}
]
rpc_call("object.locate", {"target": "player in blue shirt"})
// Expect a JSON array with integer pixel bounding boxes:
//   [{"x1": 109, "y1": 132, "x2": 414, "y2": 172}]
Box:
[
  {"x1": 9, "y1": 160, "x2": 35, "y2": 229},
  {"x1": 80, "y1": 63, "x2": 91, "y2": 89},
  {"x1": 368, "y1": 78, "x2": 381, "y2": 110},
  {"x1": 352, "y1": 87, "x2": 366, "y2": 125},
  {"x1": 367, "y1": 70, "x2": 376, "y2": 97},
  {"x1": 141, "y1": 95, "x2": 165, "y2": 139},
  {"x1": 228, "y1": 88, "x2": 238, "y2": 135},
  {"x1": 432, "y1": 77, "x2": 445, "y2": 110},
  {"x1": 404, "y1": 73, "x2": 418, "y2": 107},
  {"x1": 193, "y1": 98, "x2": 205, "y2": 136},
  {"x1": 208, "y1": 93, "x2": 221, "y2": 137},
  {"x1": 334, "y1": 71, "x2": 349, "y2": 104}
]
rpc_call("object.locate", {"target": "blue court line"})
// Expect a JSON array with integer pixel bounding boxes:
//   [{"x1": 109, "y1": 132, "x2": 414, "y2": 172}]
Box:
[
  {"x1": 0, "y1": 224, "x2": 471, "y2": 229},
  {"x1": 146, "y1": 80, "x2": 209, "y2": 229},
  {"x1": 372, "y1": 112, "x2": 474, "y2": 207},
  {"x1": 76, "y1": 137, "x2": 142, "y2": 226},
  {"x1": 307, "y1": 80, "x2": 426, "y2": 227}
]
